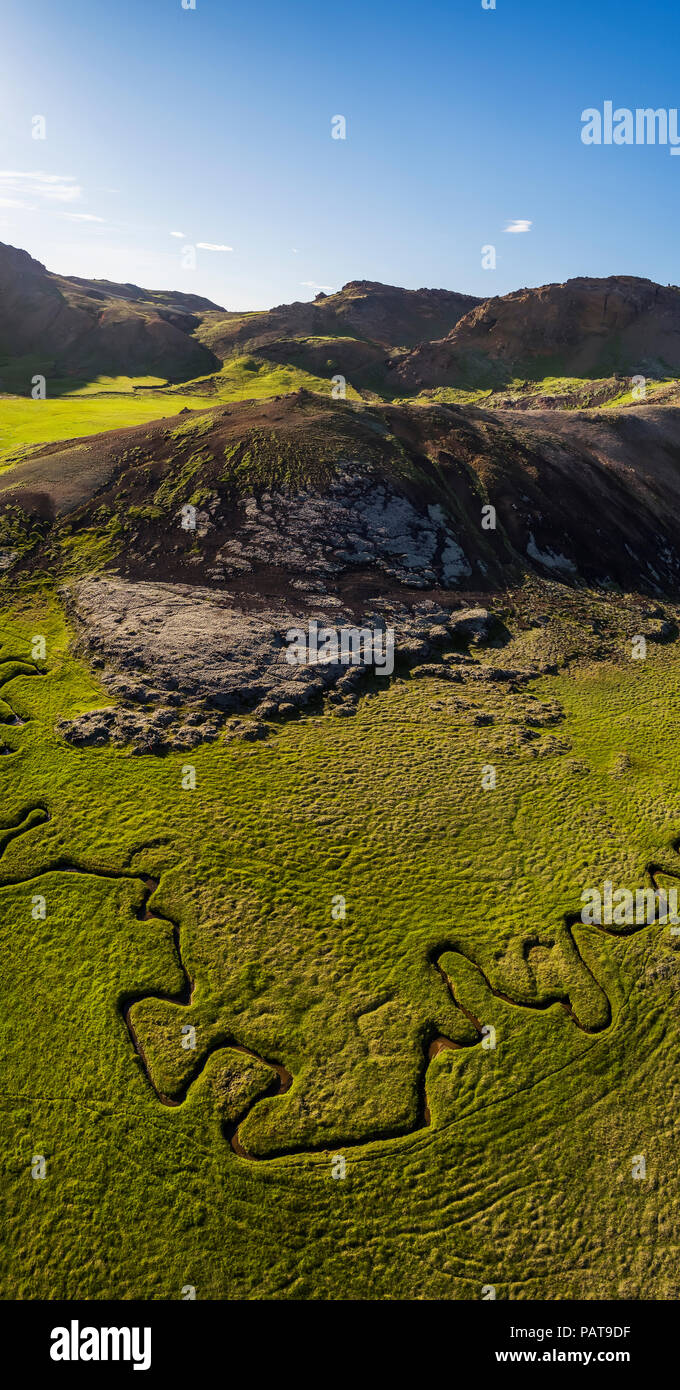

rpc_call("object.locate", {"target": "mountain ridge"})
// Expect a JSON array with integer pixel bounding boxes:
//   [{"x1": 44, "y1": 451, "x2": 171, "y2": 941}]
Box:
[
  {"x1": 394, "y1": 274, "x2": 680, "y2": 389},
  {"x1": 5, "y1": 239, "x2": 680, "y2": 397}
]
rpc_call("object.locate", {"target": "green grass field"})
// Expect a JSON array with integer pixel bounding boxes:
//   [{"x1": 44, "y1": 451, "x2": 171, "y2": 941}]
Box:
[
  {"x1": 0, "y1": 359, "x2": 360, "y2": 473},
  {"x1": 1, "y1": 592, "x2": 679, "y2": 1299},
  {"x1": 0, "y1": 394, "x2": 208, "y2": 471}
]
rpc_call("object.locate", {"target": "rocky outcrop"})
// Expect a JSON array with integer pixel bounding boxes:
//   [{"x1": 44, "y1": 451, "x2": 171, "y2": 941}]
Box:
[
  {"x1": 8, "y1": 391, "x2": 680, "y2": 601},
  {"x1": 56, "y1": 577, "x2": 497, "y2": 749},
  {"x1": 394, "y1": 276, "x2": 680, "y2": 388}
]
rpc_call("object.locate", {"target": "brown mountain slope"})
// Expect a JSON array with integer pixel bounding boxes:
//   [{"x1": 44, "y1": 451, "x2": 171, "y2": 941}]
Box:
[
  {"x1": 4, "y1": 391, "x2": 680, "y2": 600},
  {"x1": 0, "y1": 241, "x2": 222, "y2": 385},
  {"x1": 394, "y1": 276, "x2": 680, "y2": 389},
  {"x1": 197, "y1": 280, "x2": 481, "y2": 359}
]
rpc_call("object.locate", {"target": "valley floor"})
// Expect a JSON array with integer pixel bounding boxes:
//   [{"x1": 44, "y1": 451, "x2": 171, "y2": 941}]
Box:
[{"x1": 1, "y1": 593, "x2": 679, "y2": 1298}]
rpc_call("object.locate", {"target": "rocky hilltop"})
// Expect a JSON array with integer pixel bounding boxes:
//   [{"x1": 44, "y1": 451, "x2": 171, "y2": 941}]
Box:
[
  {"x1": 3, "y1": 388, "x2": 680, "y2": 747},
  {"x1": 394, "y1": 276, "x2": 680, "y2": 389},
  {"x1": 5, "y1": 389, "x2": 680, "y2": 596},
  {"x1": 197, "y1": 280, "x2": 481, "y2": 358}
]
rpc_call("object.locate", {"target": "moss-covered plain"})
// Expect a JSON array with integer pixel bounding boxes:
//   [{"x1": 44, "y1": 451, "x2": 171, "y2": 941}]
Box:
[{"x1": 1, "y1": 594, "x2": 680, "y2": 1298}]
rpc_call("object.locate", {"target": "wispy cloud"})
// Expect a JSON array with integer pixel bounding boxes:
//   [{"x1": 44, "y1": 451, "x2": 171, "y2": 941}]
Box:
[
  {"x1": 301, "y1": 280, "x2": 333, "y2": 292},
  {"x1": 170, "y1": 230, "x2": 185, "y2": 238},
  {"x1": 62, "y1": 212, "x2": 106, "y2": 223},
  {"x1": 196, "y1": 241, "x2": 233, "y2": 252},
  {"x1": 0, "y1": 171, "x2": 82, "y2": 204},
  {"x1": 504, "y1": 219, "x2": 532, "y2": 234}
]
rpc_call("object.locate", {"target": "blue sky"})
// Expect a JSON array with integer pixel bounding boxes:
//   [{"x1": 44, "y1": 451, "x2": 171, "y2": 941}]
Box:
[{"x1": 1, "y1": 0, "x2": 679, "y2": 309}]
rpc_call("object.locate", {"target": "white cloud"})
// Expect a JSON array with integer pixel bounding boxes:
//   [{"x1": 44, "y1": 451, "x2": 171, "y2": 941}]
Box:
[
  {"x1": 504, "y1": 219, "x2": 532, "y2": 234},
  {"x1": 0, "y1": 196, "x2": 35, "y2": 209},
  {"x1": 301, "y1": 280, "x2": 334, "y2": 292},
  {"x1": 170, "y1": 230, "x2": 185, "y2": 238},
  {"x1": 0, "y1": 171, "x2": 82, "y2": 204},
  {"x1": 196, "y1": 241, "x2": 233, "y2": 252},
  {"x1": 62, "y1": 212, "x2": 106, "y2": 223}
]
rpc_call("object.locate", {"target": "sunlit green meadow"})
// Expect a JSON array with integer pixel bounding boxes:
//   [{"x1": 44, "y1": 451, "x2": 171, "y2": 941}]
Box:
[{"x1": 1, "y1": 593, "x2": 679, "y2": 1298}]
